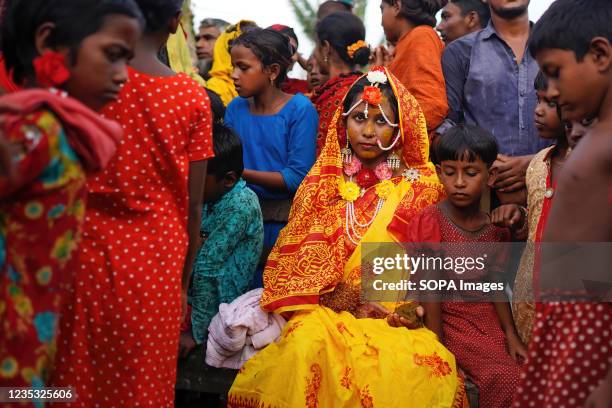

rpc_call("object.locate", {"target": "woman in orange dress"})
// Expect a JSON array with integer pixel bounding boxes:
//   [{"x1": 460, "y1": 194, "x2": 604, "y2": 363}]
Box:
[{"x1": 379, "y1": 0, "x2": 448, "y2": 136}]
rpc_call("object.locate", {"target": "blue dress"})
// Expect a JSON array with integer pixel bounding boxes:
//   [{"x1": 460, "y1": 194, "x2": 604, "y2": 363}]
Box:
[{"x1": 225, "y1": 94, "x2": 318, "y2": 286}]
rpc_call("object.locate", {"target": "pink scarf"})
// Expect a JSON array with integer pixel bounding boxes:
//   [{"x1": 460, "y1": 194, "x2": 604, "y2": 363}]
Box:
[{"x1": 0, "y1": 89, "x2": 121, "y2": 171}]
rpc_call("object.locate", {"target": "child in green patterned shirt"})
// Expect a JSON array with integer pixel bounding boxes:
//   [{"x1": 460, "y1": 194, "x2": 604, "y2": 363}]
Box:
[{"x1": 180, "y1": 123, "x2": 264, "y2": 355}]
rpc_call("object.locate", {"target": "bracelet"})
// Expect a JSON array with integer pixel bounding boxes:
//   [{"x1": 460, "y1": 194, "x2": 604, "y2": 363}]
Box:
[{"x1": 515, "y1": 206, "x2": 529, "y2": 234}]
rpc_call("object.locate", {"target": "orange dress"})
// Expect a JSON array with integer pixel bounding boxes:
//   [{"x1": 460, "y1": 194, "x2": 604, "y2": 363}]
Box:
[
  {"x1": 51, "y1": 68, "x2": 214, "y2": 407},
  {"x1": 389, "y1": 26, "x2": 448, "y2": 136}
]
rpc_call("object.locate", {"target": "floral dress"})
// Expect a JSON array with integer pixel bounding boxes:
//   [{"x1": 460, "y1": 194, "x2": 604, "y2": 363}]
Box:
[{"x1": 0, "y1": 109, "x2": 86, "y2": 392}]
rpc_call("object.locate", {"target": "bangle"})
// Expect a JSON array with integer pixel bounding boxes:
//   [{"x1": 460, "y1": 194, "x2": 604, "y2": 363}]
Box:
[{"x1": 515, "y1": 206, "x2": 529, "y2": 233}]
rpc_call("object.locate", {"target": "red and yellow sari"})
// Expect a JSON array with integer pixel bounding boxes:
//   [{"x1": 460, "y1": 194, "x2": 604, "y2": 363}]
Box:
[
  {"x1": 310, "y1": 73, "x2": 362, "y2": 157},
  {"x1": 228, "y1": 68, "x2": 467, "y2": 408}
]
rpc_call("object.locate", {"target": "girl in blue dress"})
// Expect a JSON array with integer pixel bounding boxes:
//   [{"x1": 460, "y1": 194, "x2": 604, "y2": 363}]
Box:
[{"x1": 225, "y1": 28, "x2": 318, "y2": 287}]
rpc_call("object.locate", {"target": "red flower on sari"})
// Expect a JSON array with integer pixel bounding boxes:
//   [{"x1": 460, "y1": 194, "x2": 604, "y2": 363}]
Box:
[
  {"x1": 413, "y1": 352, "x2": 453, "y2": 378},
  {"x1": 362, "y1": 86, "x2": 382, "y2": 106}
]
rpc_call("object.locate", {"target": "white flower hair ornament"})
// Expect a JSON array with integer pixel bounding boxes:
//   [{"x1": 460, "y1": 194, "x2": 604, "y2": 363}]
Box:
[{"x1": 366, "y1": 70, "x2": 388, "y2": 85}]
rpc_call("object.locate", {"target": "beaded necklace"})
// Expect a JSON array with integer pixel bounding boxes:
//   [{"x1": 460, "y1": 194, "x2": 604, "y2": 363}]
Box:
[{"x1": 340, "y1": 156, "x2": 394, "y2": 245}]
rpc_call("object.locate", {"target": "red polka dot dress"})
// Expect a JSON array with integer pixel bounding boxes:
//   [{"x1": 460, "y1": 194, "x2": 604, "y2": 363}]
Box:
[
  {"x1": 513, "y1": 302, "x2": 612, "y2": 408},
  {"x1": 407, "y1": 205, "x2": 523, "y2": 408},
  {"x1": 51, "y1": 68, "x2": 213, "y2": 407}
]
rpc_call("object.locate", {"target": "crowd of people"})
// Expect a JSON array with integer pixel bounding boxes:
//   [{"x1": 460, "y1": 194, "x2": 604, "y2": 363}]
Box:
[{"x1": 0, "y1": 0, "x2": 610, "y2": 407}]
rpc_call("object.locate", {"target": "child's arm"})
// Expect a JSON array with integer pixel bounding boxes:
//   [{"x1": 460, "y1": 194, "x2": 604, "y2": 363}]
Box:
[
  {"x1": 584, "y1": 366, "x2": 612, "y2": 408},
  {"x1": 242, "y1": 169, "x2": 287, "y2": 192},
  {"x1": 422, "y1": 301, "x2": 444, "y2": 341},
  {"x1": 490, "y1": 228, "x2": 528, "y2": 362},
  {"x1": 181, "y1": 160, "x2": 207, "y2": 318},
  {"x1": 493, "y1": 300, "x2": 528, "y2": 362},
  {"x1": 179, "y1": 329, "x2": 197, "y2": 358},
  {"x1": 490, "y1": 204, "x2": 528, "y2": 240}
]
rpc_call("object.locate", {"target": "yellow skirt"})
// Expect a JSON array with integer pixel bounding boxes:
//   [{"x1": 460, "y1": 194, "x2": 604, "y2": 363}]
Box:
[{"x1": 228, "y1": 306, "x2": 467, "y2": 408}]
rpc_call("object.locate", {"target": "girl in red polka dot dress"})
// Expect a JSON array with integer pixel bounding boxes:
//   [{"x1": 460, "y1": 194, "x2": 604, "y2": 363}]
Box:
[
  {"x1": 51, "y1": 1, "x2": 213, "y2": 406},
  {"x1": 407, "y1": 126, "x2": 527, "y2": 408}
]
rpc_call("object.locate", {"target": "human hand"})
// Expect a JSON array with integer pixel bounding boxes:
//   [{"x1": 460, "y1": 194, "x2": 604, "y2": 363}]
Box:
[
  {"x1": 490, "y1": 204, "x2": 525, "y2": 230},
  {"x1": 179, "y1": 331, "x2": 197, "y2": 359},
  {"x1": 297, "y1": 53, "x2": 308, "y2": 70},
  {"x1": 506, "y1": 332, "x2": 528, "y2": 362},
  {"x1": 355, "y1": 302, "x2": 389, "y2": 319},
  {"x1": 387, "y1": 305, "x2": 425, "y2": 329},
  {"x1": 492, "y1": 154, "x2": 531, "y2": 192},
  {"x1": 180, "y1": 290, "x2": 188, "y2": 323},
  {"x1": 370, "y1": 45, "x2": 390, "y2": 67},
  {"x1": 584, "y1": 369, "x2": 612, "y2": 408}
]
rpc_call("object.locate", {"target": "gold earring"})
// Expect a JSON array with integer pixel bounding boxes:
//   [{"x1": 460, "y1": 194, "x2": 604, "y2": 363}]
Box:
[{"x1": 341, "y1": 131, "x2": 352, "y2": 163}]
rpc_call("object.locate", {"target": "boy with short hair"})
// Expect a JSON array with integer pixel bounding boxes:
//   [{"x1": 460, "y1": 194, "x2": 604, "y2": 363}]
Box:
[
  {"x1": 181, "y1": 123, "x2": 264, "y2": 352},
  {"x1": 437, "y1": 0, "x2": 490, "y2": 44},
  {"x1": 513, "y1": 1, "x2": 612, "y2": 406}
]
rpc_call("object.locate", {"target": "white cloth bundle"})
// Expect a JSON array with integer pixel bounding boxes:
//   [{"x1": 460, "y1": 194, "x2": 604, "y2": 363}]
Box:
[{"x1": 205, "y1": 288, "x2": 286, "y2": 369}]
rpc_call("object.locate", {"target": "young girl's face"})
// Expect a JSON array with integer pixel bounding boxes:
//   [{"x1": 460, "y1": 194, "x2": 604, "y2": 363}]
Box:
[
  {"x1": 534, "y1": 89, "x2": 562, "y2": 140},
  {"x1": 380, "y1": 0, "x2": 400, "y2": 44},
  {"x1": 564, "y1": 117, "x2": 597, "y2": 149},
  {"x1": 63, "y1": 14, "x2": 140, "y2": 111},
  {"x1": 231, "y1": 45, "x2": 271, "y2": 98},
  {"x1": 437, "y1": 155, "x2": 492, "y2": 209},
  {"x1": 345, "y1": 91, "x2": 398, "y2": 167},
  {"x1": 307, "y1": 54, "x2": 327, "y2": 90}
]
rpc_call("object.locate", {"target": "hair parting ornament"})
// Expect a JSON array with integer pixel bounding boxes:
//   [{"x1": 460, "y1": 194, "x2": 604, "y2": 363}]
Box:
[
  {"x1": 343, "y1": 70, "x2": 399, "y2": 129},
  {"x1": 342, "y1": 69, "x2": 401, "y2": 169}
]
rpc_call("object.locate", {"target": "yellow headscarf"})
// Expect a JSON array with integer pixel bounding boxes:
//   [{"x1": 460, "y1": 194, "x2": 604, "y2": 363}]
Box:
[
  {"x1": 206, "y1": 20, "x2": 255, "y2": 106},
  {"x1": 166, "y1": 23, "x2": 206, "y2": 87}
]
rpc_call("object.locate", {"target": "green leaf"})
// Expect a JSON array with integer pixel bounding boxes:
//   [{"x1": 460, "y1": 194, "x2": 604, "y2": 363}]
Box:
[
  {"x1": 288, "y1": 0, "x2": 370, "y2": 43},
  {"x1": 354, "y1": 0, "x2": 368, "y2": 20},
  {"x1": 287, "y1": 0, "x2": 319, "y2": 41}
]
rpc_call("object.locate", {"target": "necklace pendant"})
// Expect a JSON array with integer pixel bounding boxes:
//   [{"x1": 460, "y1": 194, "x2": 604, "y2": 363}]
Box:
[
  {"x1": 544, "y1": 188, "x2": 554, "y2": 199},
  {"x1": 402, "y1": 168, "x2": 421, "y2": 182}
]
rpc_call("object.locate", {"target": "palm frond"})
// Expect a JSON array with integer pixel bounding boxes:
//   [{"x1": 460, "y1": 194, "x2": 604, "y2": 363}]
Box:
[
  {"x1": 353, "y1": 0, "x2": 368, "y2": 20},
  {"x1": 288, "y1": 0, "x2": 319, "y2": 41},
  {"x1": 288, "y1": 0, "x2": 370, "y2": 43}
]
